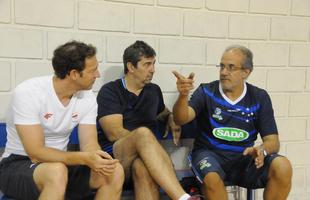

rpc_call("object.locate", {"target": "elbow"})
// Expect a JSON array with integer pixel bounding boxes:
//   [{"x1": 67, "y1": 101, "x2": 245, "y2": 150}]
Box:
[
  {"x1": 174, "y1": 118, "x2": 187, "y2": 126},
  {"x1": 106, "y1": 133, "x2": 118, "y2": 142},
  {"x1": 27, "y1": 151, "x2": 42, "y2": 163},
  {"x1": 172, "y1": 111, "x2": 188, "y2": 126}
]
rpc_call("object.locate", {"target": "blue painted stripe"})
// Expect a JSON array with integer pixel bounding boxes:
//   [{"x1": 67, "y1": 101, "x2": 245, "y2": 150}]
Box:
[
  {"x1": 221, "y1": 110, "x2": 256, "y2": 122},
  {"x1": 202, "y1": 86, "x2": 260, "y2": 113}
]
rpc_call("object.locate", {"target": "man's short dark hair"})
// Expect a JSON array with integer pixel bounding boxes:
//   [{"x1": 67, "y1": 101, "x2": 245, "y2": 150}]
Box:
[
  {"x1": 123, "y1": 40, "x2": 156, "y2": 74},
  {"x1": 52, "y1": 40, "x2": 97, "y2": 79}
]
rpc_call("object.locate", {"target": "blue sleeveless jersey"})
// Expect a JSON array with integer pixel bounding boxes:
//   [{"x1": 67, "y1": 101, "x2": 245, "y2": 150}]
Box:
[{"x1": 189, "y1": 81, "x2": 277, "y2": 152}]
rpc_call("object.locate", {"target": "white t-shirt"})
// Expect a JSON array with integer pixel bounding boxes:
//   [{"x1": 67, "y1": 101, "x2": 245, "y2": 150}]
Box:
[{"x1": 3, "y1": 75, "x2": 97, "y2": 157}]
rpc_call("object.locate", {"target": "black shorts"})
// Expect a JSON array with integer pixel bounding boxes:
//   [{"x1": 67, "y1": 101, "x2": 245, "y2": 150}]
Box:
[
  {"x1": 0, "y1": 154, "x2": 93, "y2": 200},
  {"x1": 189, "y1": 148, "x2": 281, "y2": 189}
]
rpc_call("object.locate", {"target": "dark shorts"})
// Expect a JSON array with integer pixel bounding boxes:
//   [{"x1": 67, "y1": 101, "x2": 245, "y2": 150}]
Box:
[
  {"x1": 0, "y1": 154, "x2": 93, "y2": 200},
  {"x1": 189, "y1": 148, "x2": 281, "y2": 189}
]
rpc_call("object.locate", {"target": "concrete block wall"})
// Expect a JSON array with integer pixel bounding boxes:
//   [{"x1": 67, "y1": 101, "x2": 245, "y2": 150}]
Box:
[{"x1": 0, "y1": 0, "x2": 309, "y2": 199}]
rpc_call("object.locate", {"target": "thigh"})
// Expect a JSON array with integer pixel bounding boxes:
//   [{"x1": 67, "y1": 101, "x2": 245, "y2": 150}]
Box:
[
  {"x1": 0, "y1": 154, "x2": 40, "y2": 200},
  {"x1": 112, "y1": 132, "x2": 140, "y2": 179},
  {"x1": 232, "y1": 153, "x2": 282, "y2": 189},
  {"x1": 190, "y1": 149, "x2": 226, "y2": 183}
]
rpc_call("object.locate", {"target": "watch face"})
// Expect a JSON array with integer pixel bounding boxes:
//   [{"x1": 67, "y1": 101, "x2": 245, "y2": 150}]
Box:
[{"x1": 263, "y1": 150, "x2": 267, "y2": 156}]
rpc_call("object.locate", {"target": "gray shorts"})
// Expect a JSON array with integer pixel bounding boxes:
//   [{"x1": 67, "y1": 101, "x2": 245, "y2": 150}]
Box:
[
  {"x1": 189, "y1": 148, "x2": 281, "y2": 189},
  {"x1": 0, "y1": 154, "x2": 93, "y2": 200}
]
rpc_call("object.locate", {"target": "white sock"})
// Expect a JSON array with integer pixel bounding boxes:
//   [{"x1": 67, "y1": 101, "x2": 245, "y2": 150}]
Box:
[{"x1": 178, "y1": 193, "x2": 191, "y2": 200}]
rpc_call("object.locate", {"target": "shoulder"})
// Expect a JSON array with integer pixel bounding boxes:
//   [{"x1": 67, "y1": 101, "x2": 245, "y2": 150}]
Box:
[
  {"x1": 14, "y1": 76, "x2": 52, "y2": 97},
  {"x1": 76, "y1": 89, "x2": 96, "y2": 99},
  {"x1": 246, "y1": 83, "x2": 269, "y2": 99},
  {"x1": 98, "y1": 79, "x2": 122, "y2": 94},
  {"x1": 75, "y1": 90, "x2": 97, "y2": 110},
  {"x1": 145, "y1": 82, "x2": 162, "y2": 93},
  {"x1": 196, "y1": 81, "x2": 219, "y2": 94},
  {"x1": 204, "y1": 80, "x2": 218, "y2": 88}
]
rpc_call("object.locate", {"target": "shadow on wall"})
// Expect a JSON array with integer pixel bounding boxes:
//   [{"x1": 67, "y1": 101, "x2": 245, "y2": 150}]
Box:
[{"x1": 93, "y1": 65, "x2": 123, "y2": 92}]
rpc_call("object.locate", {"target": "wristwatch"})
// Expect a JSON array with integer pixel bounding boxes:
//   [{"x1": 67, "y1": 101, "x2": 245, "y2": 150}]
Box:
[
  {"x1": 260, "y1": 146, "x2": 268, "y2": 157},
  {"x1": 262, "y1": 149, "x2": 268, "y2": 157},
  {"x1": 259, "y1": 144, "x2": 268, "y2": 157}
]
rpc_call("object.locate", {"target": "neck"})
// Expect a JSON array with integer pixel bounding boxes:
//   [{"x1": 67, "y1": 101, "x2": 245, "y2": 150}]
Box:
[
  {"x1": 124, "y1": 75, "x2": 144, "y2": 95},
  {"x1": 222, "y1": 83, "x2": 245, "y2": 101},
  {"x1": 53, "y1": 76, "x2": 77, "y2": 105}
]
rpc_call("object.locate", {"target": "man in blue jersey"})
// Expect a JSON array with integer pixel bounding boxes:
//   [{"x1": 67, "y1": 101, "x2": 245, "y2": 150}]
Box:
[{"x1": 172, "y1": 45, "x2": 292, "y2": 200}]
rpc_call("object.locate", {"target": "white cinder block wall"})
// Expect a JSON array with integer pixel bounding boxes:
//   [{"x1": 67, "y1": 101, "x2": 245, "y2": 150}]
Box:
[{"x1": 0, "y1": 0, "x2": 310, "y2": 199}]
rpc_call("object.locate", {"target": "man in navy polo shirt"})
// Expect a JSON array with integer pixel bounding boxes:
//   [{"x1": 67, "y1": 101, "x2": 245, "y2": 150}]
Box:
[
  {"x1": 97, "y1": 41, "x2": 200, "y2": 200},
  {"x1": 173, "y1": 45, "x2": 292, "y2": 200}
]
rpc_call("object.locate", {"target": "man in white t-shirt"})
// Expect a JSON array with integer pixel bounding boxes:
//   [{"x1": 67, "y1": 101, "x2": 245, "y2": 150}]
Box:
[{"x1": 0, "y1": 41, "x2": 124, "y2": 200}]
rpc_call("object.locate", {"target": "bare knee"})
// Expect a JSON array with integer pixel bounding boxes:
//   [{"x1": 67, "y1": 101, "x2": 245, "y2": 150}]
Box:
[
  {"x1": 92, "y1": 162, "x2": 124, "y2": 190},
  {"x1": 269, "y1": 156, "x2": 292, "y2": 184},
  {"x1": 113, "y1": 127, "x2": 157, "y2": 153},
  {"x1": 203, "y1": 172, "x2": 225, "y2": 191},
  {"x1": 134, "y1": 127, "x2": 157, "y2": 142},
  {"x1": 113, "y1": 162, "x2": 125, "y2": 189},
  {"x1": 34, "y1": 162, "x2": 68, "y2": 191}
]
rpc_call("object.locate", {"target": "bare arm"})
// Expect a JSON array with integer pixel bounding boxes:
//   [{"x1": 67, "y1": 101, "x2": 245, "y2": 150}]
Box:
[
  {"x1": 17, "y1": 124, "x2": 118, "y2": 175},
  {"x1": 156, "y1": 107, "x2": 171, "y2": 122},
  {"x1": 261, "y1": 134, "x2": 280, "y2": 154},
  {"x1": 16, "y1": 124, "x2": 89, "y2": 165},
  {"x1": 172, "y1": 71, "x2": 196, "y2": 125},
  {"x1": 78, "y1": 124, "x2": 102, "y2": 152},
  {"x1": 173, "y1": 95, "x2": 196, "y2": 126},
  {"x1": 78, "y1": 124, "x2": 119, "y2": 175},
  {"x1": 157, "y1": 107, "x2": 182, "y2": 145},
  {"x1": 243, "y1": 134, "x2": 280, "y2": 169},
  {"x1": 98, "y1": 114, "x2": 130, "y2": 142}
]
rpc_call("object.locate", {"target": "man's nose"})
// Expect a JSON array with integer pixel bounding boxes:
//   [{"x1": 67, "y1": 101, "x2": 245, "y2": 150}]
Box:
[
  {"x1": 95, "y1": 69, "x2": 100, "y2": 78},
  {"x1": 150, "y1": 64, "x2": 155, "y2": 73}
]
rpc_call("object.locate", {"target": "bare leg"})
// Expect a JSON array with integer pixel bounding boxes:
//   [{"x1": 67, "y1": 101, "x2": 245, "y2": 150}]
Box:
[
  {"x1": 90, "y1": 162, "x2": 124, "y2": 200},
  {"x1": 132, "y1": 158, "x2": 159, "y2": 200},
  {"x1": 202, "y1": 172, "x2": 228, "y2": 200},
  {"x1": 113, "y1": 127, "x2": 187, "y2": 200},
  {"x1": 264, "y1": 157, "x2": 292, "y2": 200},
  {"x1": 33, "y1": 162, "x2": 68, "y2": 200}
]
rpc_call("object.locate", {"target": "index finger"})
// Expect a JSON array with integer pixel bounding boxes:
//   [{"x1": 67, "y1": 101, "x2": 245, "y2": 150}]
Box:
[
  {"x1": 172, "y1": 70, "x2": 184, "y2": 79},
  {"x1": 188, "y1": 72, "x2": 195, "y2": 80},
  {"x1": 97, "y1": 150, "x2": 113, "y2": 160}
]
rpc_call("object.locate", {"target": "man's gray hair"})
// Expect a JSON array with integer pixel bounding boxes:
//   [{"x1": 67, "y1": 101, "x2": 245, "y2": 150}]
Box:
[{"x1": 224, "y1": 45, "x2": 253, "y2": 71}]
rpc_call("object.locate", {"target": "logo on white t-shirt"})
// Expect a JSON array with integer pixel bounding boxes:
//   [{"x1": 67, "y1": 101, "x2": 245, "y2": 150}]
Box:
[
  {"x1": 72, "y1": 113, "x2": 78, "y2": 122},
  {"x1": 44, "y1": 113, "x2": 53, "y2": 120}
]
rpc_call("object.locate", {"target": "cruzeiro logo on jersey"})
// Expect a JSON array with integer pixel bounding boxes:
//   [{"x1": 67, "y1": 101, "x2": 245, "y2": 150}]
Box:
[
  {"x1": 212, "y1": 127, "x2": 249, "y2": 142},
  {"x1": 212, "y1": 107, "x2": 223, "y2": 120}
]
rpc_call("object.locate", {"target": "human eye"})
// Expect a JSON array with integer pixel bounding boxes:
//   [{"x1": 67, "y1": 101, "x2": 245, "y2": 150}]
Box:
[
  {"x1": 218, "y1": 63, "x2": 224, "y2": 69},
  {"x1": 228, "y1": 64, "x2": 235, "y2": 71}
]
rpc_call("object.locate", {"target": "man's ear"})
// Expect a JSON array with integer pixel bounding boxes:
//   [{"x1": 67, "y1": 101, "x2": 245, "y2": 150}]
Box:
[
  {"x1": 68, "y1": 69, "x2": 80, "y2": 80},
  {"x1": 127, "y1": 62, "x2": 135, "y2": 73},
  {"x1": 242, "y1": 68, "x2": 252, "y2": 79}
]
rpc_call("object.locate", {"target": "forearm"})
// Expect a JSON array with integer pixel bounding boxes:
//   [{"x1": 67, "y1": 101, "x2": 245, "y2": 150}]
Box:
[
  {"x1": 261, "y1": 135, "x2": 280, "y2": 154},
  {"x1": 28, "y1": 146, "x2": 88, "y2": 166},
  {"x1": 80, "y1": 142, "x2": 101, "y2": 152},
  {"x1": 173, "y1": 94, "x2": 190, "y2": 125},
  {"x1": 157, "y1": 107, "x2": 172, "y2": 123},
  {"x1": 107, "y1": 128, "x2": 131, "y2": 142}
]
